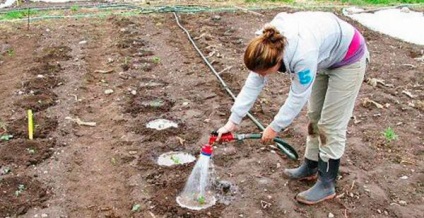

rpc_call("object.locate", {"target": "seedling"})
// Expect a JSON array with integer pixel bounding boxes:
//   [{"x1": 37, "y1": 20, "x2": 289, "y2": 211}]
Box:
[
  {"x1": 70, "y1": 5, "x2": 80, "y2": 12},
  {"x1": 383, "y1": 127, "x2": 398, "y2": 142},
  {"x1": 7, "y1": 49, "x2": 14, "y2": 56},
  {"x1": 1, "y1": 167, "x2": 11, "y2": 175},
  {"x1": 15, "y1": 184, "x2": 25, "y2": 196},
  {"x1": 0, "y1": 134, "x2": 13, "y2": 141},
  {"x1": 197, "y1": 196, "x2": 205, "y2": 205},
  {"x1": 170, "y1": 155, "x2": 181, "y2": 164},
  {"x1": 27, "y1": 148, "x2": 36, "y2": 154},
  {"x1": 152, "y1": 56, "x2": 161, "y2": 64},
  {"x1": 131, "y1": 204, "x2": 141, "y2": 212}
]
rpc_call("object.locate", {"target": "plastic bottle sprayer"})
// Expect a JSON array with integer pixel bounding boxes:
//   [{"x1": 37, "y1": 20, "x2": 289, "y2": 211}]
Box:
[
  {"x1": 176, "y1": 131, "x2": 298, "y2": 210},
  {"x1": 176, "y1": 144, "x2": 216, "y2": 210}
]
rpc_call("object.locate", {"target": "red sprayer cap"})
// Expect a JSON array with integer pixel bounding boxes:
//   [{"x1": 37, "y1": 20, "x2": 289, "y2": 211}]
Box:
[{"x1": 201, "y1": 144, "x2": 213, "y2": 156}]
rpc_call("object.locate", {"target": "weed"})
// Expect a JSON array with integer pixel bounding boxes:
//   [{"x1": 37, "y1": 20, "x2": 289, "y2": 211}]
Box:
[
  {"x1": 383, "y1": 127, "x2": 398, "y2": 142},
  {"x1": 15, "y1": 184, "x2": 25, "y2": 196}
]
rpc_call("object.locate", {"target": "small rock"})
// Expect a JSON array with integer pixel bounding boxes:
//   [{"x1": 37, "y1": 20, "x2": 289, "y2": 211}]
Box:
[
  {"x1": 129, "y1": 151, "x2": 137, "y2": 155},
  {"x1": 399, "y1": 200, "x2": 407, "y2": 206},
  {"x1": 328, "y1": 212, "x2": 334, "y2": 218},
  {"x1": 37, "y1": 74, "x2": 45, "y2": 78},
  {"x1": 400, "y1": 176, "x2": 408, "y2": 180},
  {"x1": 79, "y1": 40, "x2": 87, "y2": 45},
  {"x1": 41, "y1": 214, "x2": 48, "y2": 218},
  {"x1": 377, "y1": 209, "x2": 382, "y2": 214},
  {"x1": 212, "y1": 15, "x2": 221, "y2": 21},
  {"x1": 400, "y1": 7, "x2": 410, "y2": 13},
  {"x1": 104, "y1": 89, "x2": 114, "y2": 95},
  {"x1": 46, "y1": 29, "x2": 50, "y2": 32},
  {"x1": 182, "y1": 102, "x2": 189, "y2": 106},
  {"x1": 384, "y1": 211, "x2": 388, "y2": 215},
  {"x1": 131, "y1": 90, "x2": 137, "y2": 95}
]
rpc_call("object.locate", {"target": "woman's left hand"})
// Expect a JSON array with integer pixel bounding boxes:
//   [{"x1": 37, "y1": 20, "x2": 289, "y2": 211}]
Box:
[{"x1": 261, "y1": 126, "x2": 278, "y2": 144}]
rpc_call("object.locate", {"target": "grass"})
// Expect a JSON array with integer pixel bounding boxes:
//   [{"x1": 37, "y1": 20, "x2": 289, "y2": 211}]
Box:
[
  {"x1": 244, "y1": 0, "x2": 423, "y2": 4},
  {"x1": 340, "y1": 0, "x2": 423, "y2": 4},
  {"x1": 0, "y1": 9, "x2": 40, "y2": 21}
]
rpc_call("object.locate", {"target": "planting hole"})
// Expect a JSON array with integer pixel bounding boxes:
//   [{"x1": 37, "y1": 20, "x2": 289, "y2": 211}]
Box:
[
  {"x1": 157, "y1": 151, "x2": 195, "y2": 166},
  {"x1": 146, "y1": 119, "x2": 178, "y2": 130},
  {"x1": 176, "y1": 192, "x2": 216, "y2": 211}
]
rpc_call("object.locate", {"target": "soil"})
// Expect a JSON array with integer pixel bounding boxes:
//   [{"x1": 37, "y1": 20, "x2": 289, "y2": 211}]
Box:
[{"x1": 0, "y1": 3, "x2": 423, "y2": 218}]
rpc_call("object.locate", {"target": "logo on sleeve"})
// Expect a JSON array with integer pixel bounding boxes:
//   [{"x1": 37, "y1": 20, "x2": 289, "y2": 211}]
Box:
[{"x1": 298, "y1": 69, "x2": 312, "y2": 85}]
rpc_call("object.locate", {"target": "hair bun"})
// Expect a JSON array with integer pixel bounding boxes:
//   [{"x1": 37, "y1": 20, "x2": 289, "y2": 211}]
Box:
[{"x1": 262, "y1": 26, "x2": 284, "y2": 43}]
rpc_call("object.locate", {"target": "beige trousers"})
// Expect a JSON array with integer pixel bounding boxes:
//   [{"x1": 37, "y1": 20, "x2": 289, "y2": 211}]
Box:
[{"x1": 305, "y1": 54, "x2": 368, "y2": 162}]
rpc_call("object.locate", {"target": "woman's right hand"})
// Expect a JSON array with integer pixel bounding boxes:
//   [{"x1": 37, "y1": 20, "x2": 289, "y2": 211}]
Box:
[{"x1": 216, "y1": 121, "x2": 238, "y2": 142}]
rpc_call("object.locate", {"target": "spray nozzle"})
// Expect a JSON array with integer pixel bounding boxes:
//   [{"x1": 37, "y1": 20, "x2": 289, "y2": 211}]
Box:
[
  {"x1": 201, "y1": 144, "x2": 213, "y2": 156},
  {"x1": 208, "y1": 131, "x2": 235, "y2": 145}
]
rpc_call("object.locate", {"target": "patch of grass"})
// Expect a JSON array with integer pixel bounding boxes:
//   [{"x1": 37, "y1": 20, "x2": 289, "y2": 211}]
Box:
[
  {"x1": 245, "y1": 0, "x2": 294, "y2": 2},
  {"x1": 0, "y1": 10, "x2": 39, "y2": 21},
  {"x1": 340, "y1": 0, "x2": 423, "y2": 5},
  {"x1": 382, "y1": 127, "x2": 398, "y2": 142}
]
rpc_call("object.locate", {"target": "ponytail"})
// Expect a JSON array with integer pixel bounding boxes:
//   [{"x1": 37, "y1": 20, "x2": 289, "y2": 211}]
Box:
[{"x1": 244, "y1": 26, "x2": 287, "y2": 72}]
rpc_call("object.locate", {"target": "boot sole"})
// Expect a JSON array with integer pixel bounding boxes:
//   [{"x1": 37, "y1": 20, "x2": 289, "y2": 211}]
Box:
[
  {"x1": 295, "y1": 193, "x2": 336, "y2": 205},
  {"x1": 283, "y1": 173, "x2": 318, "y2": 181}
]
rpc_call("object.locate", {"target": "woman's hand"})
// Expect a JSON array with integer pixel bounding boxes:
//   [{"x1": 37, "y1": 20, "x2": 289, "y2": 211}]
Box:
[
  {"x1": 216, "y1": 121, "x2": 238, "y2": 142},
  {"x1": 261, "y1": 125, "x2": 277, "y2": 144}
]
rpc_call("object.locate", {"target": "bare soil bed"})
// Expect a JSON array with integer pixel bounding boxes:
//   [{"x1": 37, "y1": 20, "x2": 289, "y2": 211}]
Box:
[{"x1": 0, "y1": 4, "x2": 423, "y2": 218}]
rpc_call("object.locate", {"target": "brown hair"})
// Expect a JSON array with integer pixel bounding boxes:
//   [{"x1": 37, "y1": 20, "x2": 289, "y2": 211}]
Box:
[{"x1": 244, "y1": 26, "x2": 287, "y2": 72}]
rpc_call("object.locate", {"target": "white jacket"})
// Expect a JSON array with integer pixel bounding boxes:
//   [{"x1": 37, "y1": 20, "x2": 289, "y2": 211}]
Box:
[{"x1": 229, "y1": 12, "x2": 359, "y2": 131}]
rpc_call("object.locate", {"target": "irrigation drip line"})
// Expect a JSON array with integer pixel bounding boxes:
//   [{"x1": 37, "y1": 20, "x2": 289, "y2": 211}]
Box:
[{"x1": 172, "y1": 12, "x2": 298, "y2": 160}]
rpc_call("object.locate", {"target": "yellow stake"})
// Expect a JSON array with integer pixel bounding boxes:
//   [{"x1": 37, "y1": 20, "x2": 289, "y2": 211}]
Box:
[{"x1": 28, "y1": 109, "x2": 33, "y2": 140}]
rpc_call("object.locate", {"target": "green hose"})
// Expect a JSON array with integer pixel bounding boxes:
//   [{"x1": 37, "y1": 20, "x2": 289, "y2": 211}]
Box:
[{"x1": 243, "y1": 134, "x2": 298, "y2": 160}]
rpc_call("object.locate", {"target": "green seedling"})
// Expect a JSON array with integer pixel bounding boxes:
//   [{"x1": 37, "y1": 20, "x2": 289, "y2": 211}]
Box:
[
  {"x1": 7, "y1": 49, "x2": 14, "y2": 56},
  {"x1": 197, "y1": 196, "x2": 205, "y2": 205},
  {"x1": 111, "y1": 157, "x2": 117, "y2": 165},
  {"x1": 170, "y1": 155, "x2": 181, "y2": 164},
  {"x1": 131, "y1": 204, "x2": 141, "y2": 212},
  {"x1": 383, "y1": 127, "x2": 398, "y2": 142},
  {"x1": 1, "y1": 167, "x2": 11, "y2": 175},
  {"x1": 150, "y1": 100, "x2": 164, "y2": 107},
  {"x1": 70, "y1": 5, "x2": 80, "y2": 12},
  {"x1": 0, "y1": 134, "x2": 13, "y2": 141},
  {"x1": 152, "y1": 56, "x2": 161, "y2": 64},
  {"x1": 27, "y1": 148, "x2": 36, "y2": 154},
  {"x1": 15, "y1": 184, "x2": 25, "y2": 196}
]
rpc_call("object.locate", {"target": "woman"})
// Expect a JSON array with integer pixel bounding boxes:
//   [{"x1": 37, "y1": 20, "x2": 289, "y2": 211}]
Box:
[{"x1": 217, "y1": 11, "x2": 368, "y2": 204}]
